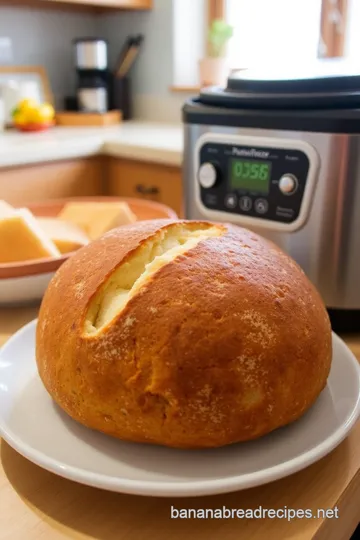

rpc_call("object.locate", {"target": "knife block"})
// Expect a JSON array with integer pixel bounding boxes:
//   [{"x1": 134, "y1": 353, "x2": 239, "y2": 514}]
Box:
[{"x1": 112, "y1": 77, "x2": 131, "y2": 121}]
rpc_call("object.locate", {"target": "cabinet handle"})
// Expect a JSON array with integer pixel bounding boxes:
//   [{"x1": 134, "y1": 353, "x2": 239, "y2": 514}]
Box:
[{"x1": 135, "y1": 184, "x2": 160, "y2": 195}]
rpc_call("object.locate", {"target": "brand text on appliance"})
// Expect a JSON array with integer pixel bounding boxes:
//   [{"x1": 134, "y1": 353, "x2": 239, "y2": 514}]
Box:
[{"x1": 232, "y1": 148, "x2": 269, "y2": 158}]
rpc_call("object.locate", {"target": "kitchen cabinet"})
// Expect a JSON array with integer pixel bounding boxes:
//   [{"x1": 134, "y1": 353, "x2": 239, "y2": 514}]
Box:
[
  {"x1": 0, "y1": 158, "x2": 105, "y2": 206},
  {"x1": 107, "y1": 157, "x2": 183, "y2": 217},
  {"x1": 0, "y1": 156, "x2": 183, "y2": 215},
  {"x1": 0, "y1": 0, "x2": 153, "y2": 10},
  {"x1": 49, "y1": 0, "x2": 152, "y2": 8},
  {"x1": 43, "y1": 0, "x2": 152, "y2": 8}
]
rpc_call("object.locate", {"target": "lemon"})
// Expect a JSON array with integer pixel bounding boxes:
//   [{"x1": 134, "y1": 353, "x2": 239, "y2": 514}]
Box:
[
  {"x1": 12, "y1": 100, "x2": 55, "y2": 125},
  {"x1": 38, "y1": 103, "x2": 55, "y2": 122},
  {"x1": 24, "y1": 107, "x2": 43, "y2": 124},
  {"x1": 17, "y1": 98, "x2": 39, "y2": 112},
  {"x1": 12, "y1": 98, "x2": 39, "y2": 124},
  {"x1": 12, "y1": 111, "x2": 28, "y2": 126}
]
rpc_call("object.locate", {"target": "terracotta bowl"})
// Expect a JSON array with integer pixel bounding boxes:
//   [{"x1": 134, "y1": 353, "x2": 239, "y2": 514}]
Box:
[{"x1": 0, "y1": 196, "x2": 178, "y2": 282}]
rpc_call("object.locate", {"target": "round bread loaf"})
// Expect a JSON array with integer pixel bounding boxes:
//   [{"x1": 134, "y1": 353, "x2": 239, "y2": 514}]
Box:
[{"x1": 36, "y1": 219, "x2": 332, "y2": 449}]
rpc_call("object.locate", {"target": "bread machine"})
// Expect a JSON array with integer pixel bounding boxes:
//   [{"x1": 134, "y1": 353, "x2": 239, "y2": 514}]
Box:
[{"x1": 183, "y1": 60, "x2": 360, "y2": 331}]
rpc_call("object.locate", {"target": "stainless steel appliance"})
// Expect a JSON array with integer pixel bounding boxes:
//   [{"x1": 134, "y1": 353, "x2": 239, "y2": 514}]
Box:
[
  {"x1": 73, "y1": 38, "x2": 109, "y2": 113},
  {"x1": 77, "y1": 77, "x2": 108, "y2": 113},
  {"x1": 183, "y1": 61, "x2": 360, "y2": 326},
  {"x1": 74, "y1": 38, "x2": 108, "y2": 70}
]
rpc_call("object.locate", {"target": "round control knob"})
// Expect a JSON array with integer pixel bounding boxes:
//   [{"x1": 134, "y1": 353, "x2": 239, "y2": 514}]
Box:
[
  {"x1": 198, "y1": 162, "x2": 218, "y2": 189},
  {"x1": 279, "y1": 174, "x2": 298, "y2": 195}
]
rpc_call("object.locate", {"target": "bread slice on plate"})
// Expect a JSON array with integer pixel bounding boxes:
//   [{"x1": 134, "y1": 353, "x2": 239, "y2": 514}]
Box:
[
  {"x1": 0, "y1": 206, "x2": 60, "y2": 264},
  {"x1": 37, "y1": 217, "x2": 89, "y2": 254},
  {"x1": 58, "y1": 201, "x2": 137, "y2": 240}
]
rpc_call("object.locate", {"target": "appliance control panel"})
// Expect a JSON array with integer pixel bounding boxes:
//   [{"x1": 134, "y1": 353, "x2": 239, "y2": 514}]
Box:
[{"x1": 194, "y1": 133, "x2": 320, "y2": 232}]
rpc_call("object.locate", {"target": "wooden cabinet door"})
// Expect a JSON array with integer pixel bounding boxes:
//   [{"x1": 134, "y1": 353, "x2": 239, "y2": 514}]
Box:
[
  {"x1": 108, "y1": 158, "x2": 183, "y2": 217},
  {"x1": 0, "y1": 158, "x2": 105, "y2": 205},
  {"x1": 38, "y1": 0, "x2": 153, "y2": 8}
]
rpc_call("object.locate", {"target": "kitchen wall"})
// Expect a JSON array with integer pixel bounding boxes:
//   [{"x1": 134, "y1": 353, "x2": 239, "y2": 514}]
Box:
[
  {"x1": 99, "y1": 0, "x2": 190, "y2": 124},
  {"x1": 0, "y1": 1, "x2": 191, "y2": 122},
  {"x1": 0, "y1": 6, "x2": 97, "y2": 108}
]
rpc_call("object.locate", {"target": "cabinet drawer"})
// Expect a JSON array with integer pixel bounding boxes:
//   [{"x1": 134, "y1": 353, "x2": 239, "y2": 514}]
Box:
[{"x1": 108, "y1": 158, "x2": 183, "y2": 217}]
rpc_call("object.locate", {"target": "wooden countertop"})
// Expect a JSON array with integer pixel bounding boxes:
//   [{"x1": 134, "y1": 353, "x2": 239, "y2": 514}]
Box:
[{"x1": 0, "y1": 306, "x2": 359, "y2": 540}]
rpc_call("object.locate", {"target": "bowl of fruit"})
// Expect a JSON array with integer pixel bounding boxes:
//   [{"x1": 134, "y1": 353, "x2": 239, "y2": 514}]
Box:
[{"x1": 12, "y1": 99, "x2": 55, "y2": 132}]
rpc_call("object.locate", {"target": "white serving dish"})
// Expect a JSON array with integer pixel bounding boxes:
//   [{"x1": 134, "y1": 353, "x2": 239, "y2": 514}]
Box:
[{"x1": 0, "y1": 321, "x2": 359, "y2": 498}]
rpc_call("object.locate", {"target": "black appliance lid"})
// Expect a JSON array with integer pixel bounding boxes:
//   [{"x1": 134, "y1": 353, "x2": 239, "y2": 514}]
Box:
[{"x1": 199, "y1": 59, "x2": 360, "y2": 109}]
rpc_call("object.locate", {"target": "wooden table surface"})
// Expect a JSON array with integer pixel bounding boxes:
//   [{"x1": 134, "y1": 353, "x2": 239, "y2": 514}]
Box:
[{"x1": 0, "y1": 306, "x2": 359, "y2": 540}]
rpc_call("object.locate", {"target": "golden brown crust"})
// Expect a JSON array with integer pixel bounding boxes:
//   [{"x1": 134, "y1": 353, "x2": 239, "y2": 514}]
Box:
[{"x1": 36, "y1": 219, "x2": 332, "y2": 448}]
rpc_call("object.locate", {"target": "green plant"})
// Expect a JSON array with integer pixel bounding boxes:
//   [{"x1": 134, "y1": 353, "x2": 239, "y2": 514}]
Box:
[{"x1": 208, "y1": 19, "x2": 234, "y2": 58}]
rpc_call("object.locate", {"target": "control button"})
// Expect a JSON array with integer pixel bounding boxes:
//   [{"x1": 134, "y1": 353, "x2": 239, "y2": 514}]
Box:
[
  {"x1": 239, "y1": 196, "x2": 252, "y2": 212},
  {"x1": 205, "y1": 193, "x2": 218, "y2": 206},
  {"x1": 279, "y1": 174, "x2": 298, "y2": 195},
  {"x1": 276, "y1": 207, "x2": 295, "y2": 219},
  {"x1": 198, "y1": 162, "x2": 218, "y2": 189},
  {"x1": 254, "y1": 198, "x2": 269, "y2": 215},
  {"x1": 224, "y1": 194, "x2": 237, "y2": 209}
]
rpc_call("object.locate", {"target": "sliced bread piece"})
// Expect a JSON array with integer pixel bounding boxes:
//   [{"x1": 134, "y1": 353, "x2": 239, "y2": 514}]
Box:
[
  {"x1": 37, "y1": 217, "x2": 90, "y2": 254},
  {"x1": 0, "y1": 208, "x2": 60, "y2": 263}
]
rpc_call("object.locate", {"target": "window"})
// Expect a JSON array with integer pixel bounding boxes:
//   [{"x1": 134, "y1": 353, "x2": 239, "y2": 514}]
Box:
[
  {"x1": 172, "y1": 0, "x2": 206, "y2": 87},
  {"x1": 226, "y1": 0, "x2": 322, "y2": 69},
  {"x1": 342, "y1": 0, "x2": 358, "y2": 60},
  {"x1": 172, "y1": 0, "x2": 350, "y2": 89}
]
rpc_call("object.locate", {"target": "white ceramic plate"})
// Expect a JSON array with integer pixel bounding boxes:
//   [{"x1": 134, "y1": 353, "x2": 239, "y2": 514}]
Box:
[
  {"x1": 0, "y1": 320, "x2": 359, "y2": 498},
  {"x1": 0, "y1": 272, "x2": 54, "y2": 306}
]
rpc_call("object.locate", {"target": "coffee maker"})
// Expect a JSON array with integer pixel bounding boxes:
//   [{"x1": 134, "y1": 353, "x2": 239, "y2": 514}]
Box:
[{"x1": 73, "y1": 38, "x2": 109, "y2": 113}]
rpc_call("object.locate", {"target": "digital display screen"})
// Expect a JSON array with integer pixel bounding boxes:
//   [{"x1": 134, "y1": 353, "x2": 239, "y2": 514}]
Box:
[{"x1": 230, "y1": 159, "x2": 272, "y2": 193}]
